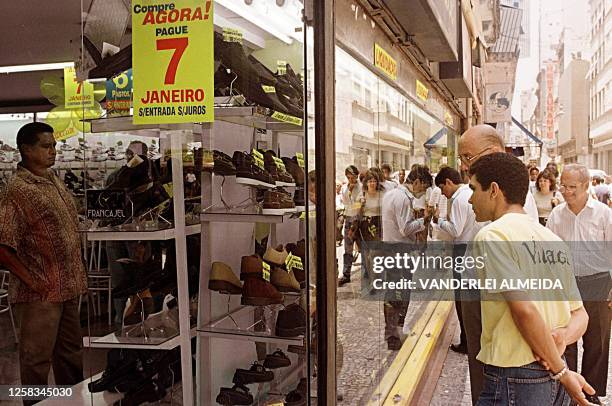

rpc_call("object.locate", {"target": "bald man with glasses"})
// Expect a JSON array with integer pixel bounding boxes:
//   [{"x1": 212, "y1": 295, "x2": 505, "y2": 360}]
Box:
[{"x1": 457, "y1": 124, "x2": 540, "y2": 404}]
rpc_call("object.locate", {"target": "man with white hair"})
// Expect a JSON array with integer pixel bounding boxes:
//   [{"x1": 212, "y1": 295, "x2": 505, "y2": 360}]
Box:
[
  {"x1": 546, "y1": 163, "x2": 612, "y2": 403},
  {"x1": 457, "y1": 124, "x2": 540, "y2": 404}
]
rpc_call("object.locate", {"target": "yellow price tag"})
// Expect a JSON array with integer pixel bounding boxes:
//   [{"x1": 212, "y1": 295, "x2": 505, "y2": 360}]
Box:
[
  {"x1": 262, "y1": 85, "x2": 276, "y2": 93},
  {"x1": 262, "y1": 261, "x2": 271, "y2": 282},
  {"x1": 277, "y1": 60, "x2": 287, "y2": 75},
  {"x1": 295, "y1": 152, "x2": 305, "y2": 168},
  {"x1": 223, "y1": 27, "x2": 243, "y2": 44},
  {"x1": 272, "y1": 156, "x2": 286, "y2": 170},
  {"x1": 271, "y1": 111, "x2": 303, "y2": 126},
  {"x1": 252, "y1": 149, "x2": 265, "y2": 170}
]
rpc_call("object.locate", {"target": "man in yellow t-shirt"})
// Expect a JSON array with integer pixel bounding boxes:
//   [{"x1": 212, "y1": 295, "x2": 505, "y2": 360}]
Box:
[{"x1": 467, "y1": 153, "x2": 594, "y2": 406}]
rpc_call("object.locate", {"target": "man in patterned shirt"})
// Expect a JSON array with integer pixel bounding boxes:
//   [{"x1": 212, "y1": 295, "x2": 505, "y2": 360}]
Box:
[{"x1": 0, "y1": 122, "x2": 87, "y2": 396}]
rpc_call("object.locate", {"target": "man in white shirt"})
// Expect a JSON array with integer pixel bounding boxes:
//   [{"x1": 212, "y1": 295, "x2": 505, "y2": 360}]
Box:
[
  {"x1": 381, "y1": 163, "x2": 398, "y2": 191},
  {"x1": 381, "y1": 166, "x2": 429, "y2": 350},
  {"x1": 433, "y1": 167, "x2": 479, "y2": 354},
  {"x1": 457, "y1": 124, "x2": 540, "y2": 404},
  {"x1": 339, "y1": 165, "x2": 362, "y2": 286},
  {"x1": 529, "y1": 166, "x2": 539, "y2": 194},
  {"x1": 546, "y1": 164, "x2": 612, "y2": 401}
]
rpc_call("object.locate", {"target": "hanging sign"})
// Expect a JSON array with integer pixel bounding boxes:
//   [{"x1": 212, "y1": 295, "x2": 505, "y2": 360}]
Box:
[
  {"x1": 64, "y1": 67, "x2": 94, "y2": 109},
  {"x1": 374, "y1": 43, "x2": 397, "y2": 80},
  {"x1": 106, "y1": 69, "x2": 133, "y2": 117},
  {"x1": 132, "y1": 0, "x2": 215, "y2": 124},
  {"x1": 416, "y1": 79, "x2": 429, "y2": 101}
]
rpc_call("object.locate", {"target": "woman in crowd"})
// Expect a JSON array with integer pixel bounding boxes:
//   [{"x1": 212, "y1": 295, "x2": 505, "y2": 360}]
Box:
[
  {"x1": 533, "y1": 169, "x2": 563, "y2": 225},
  {"x1": 358, "y1": 169, "x2": 384, "y2": 278}
]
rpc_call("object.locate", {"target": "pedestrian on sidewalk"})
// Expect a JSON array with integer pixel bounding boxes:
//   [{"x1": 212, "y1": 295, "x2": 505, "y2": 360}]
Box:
[
  {"x1": 339, "y1": 165, "x2": 361, "y2": 286},
  {"x1": 468, "y1": 153, "x2": 594, "y2": 406},
  {"x1": 546, "y1": 164, "x2": 612, "y2": 402},
  {"x1": 0, "y1": 122, "x2": 87, "y2": 405},
  {"x1": 457, "y1": 124, "x2": 540, "y2": 405},
  {"x1": 433, "y1": 167, "x2": 479, "y2": 354},
  {"x1": 380, "y1": 165, "x2": 430, "y2": 350}
]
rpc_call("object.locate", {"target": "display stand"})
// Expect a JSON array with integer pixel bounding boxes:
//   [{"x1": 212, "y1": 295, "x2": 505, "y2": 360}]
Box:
[
  {"x1": 76, "y1": 117, "x2": 202, "y2": 406},
  {"x1": 197, "y1": 107, "x2": 306, "y2": 405}
]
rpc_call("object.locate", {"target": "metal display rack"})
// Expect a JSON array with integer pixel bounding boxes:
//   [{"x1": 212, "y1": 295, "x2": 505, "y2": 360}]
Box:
[{"x1": 197, "y1": 106, "x2": 306, "y2": 405}]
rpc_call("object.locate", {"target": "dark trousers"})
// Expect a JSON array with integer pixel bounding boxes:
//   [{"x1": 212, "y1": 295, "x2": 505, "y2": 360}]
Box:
[
  {"x1": 342, "y1": 217, "x2": 356, "y2": 278},
  {"x1": 15, "y1": 298, "x2": 84, "y2": 403},
  {"x1": 384, "y1": 300, "x2": 409, "y2": 341},
  {"x1": 453, "y1": 244, "x2": 468, "y2": 345},
  {"x1": 462, "y1": 295, "x2": 484, "y2": 405},
  {"x1": 565, "y1": 273, "x2": 611, "y2": 396}
]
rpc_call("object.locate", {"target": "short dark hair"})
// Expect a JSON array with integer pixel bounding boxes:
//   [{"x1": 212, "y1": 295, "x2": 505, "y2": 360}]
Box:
[
  {"x1": 435, "y1": 167, "x2": 462, "y2": 187},
  {"x1": 345, "y1": 165, "x2": 359, "y2": 177},
  {"x1": 529, "y1": 167, "x2": 539, "y2": 175},
  {"x1": 407, "y1": 165, "x2": 432, "y2": 186},
  {"x1": 535, "y1": 169, "x2": 557, "y2": 192},
  {"x1": 469, "y1": 152, "x2": 528, "y2": 206},
  {"x1": 369, "y1": 167, "x2": 384, "y2": 183},
  {"x1": 17, "y1": 122, "x2": 54, "y2": 154},
  {"x1": 381, "y1": 163, "x2": 392, "y2": 172}
]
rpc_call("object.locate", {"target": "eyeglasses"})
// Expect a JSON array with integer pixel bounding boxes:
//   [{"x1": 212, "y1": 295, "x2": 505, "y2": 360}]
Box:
[
  {"x1": 559, "y1": 183, "x2": 583, "y2": 192},
  {"x1": 459, "y1": 146, "x2": 493, "y2": 164}
]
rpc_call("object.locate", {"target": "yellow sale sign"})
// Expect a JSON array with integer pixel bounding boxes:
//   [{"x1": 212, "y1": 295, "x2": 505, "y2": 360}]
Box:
[
  {"x1": 64, "y1": 67, "x2": 94, "y2": 109},
  {"x1": 132, "y1": 0, "x2": 214, "y2": 124}
]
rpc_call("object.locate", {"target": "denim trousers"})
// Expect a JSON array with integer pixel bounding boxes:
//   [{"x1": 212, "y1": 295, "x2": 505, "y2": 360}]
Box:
[{"x1": 477, "y1": 362, "x2": 571, "y2": 406}]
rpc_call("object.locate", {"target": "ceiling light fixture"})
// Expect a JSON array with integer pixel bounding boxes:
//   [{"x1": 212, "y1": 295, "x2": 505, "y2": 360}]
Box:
[{"x1": 0, "y1": 62, "x2": 74, "y2": 74}]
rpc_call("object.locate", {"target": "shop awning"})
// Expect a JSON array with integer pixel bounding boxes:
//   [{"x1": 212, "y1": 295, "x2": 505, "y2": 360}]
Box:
[
  {"x1": 511, "y1": 116, "x2": 542, "y2": 146},
  {"x1": 424, "y1": 127, "x2": 448, "y2": 149}
]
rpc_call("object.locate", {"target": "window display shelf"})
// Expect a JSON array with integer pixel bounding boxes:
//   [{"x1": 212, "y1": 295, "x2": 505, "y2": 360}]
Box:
[
  {"x1": 197, "y1": 302, "x2": 304, "y2": 345},
  {"x1": 201, "y1": 207, "x2": 300, "y2": 223},
  {"x1": 214, "y1": 105, "x2": 304, "y2": 133},
  {"x1": 83, "y1": 223, "x2": 201, "y2": 241},
  {"x1": 83, "y1": 327, "x2": 196, "y2": 350},
  {"x1": 37, "y1": 372, "x2": 124, "y2": 406},
  {"x1": 84, "y1": 116, "x2": 203, "y2": 134}
]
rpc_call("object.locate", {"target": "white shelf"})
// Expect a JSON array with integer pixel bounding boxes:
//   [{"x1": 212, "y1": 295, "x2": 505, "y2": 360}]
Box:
[
  {"x1": 83, "y1": 327, "x2": 196, "y2": 350},
  {"x1": 85, "y1": 116, "x2": 204, "y2": 134},
  {"x1": 201, "y1": 210, "x2": 299, "y2": 224},
  {"x1": 214, "y1": 105, "x2": 304, "y2": 133},
  {"x1": 84, "y1": 223, "x2": 201, "y2": 241},
  {"x1": 37, "y1": 372, "x2": 124, "y2": 406}
]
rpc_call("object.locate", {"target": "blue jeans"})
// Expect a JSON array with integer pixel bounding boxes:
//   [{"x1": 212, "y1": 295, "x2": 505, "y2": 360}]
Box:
[{"x1": 477, "y1": 362, "x2": 571, "y2": 406}]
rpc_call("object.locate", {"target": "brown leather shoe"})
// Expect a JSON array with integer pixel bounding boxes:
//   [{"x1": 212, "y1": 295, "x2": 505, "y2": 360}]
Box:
[
  {"x1": 282, "y1": 157, "x2": 304, "y2": 186},
  {"x1": 285, "y1": 241, "x2": 306, "y2": 288},
  {"x1": 209, "y1": 262, "x2": 242, "y2": 294},
  {"x1": 270, "y1": 265, "x2": 301, "y2": 293},
  {"x1": 262, "y1": 190, "x2": 284, "y2": 215},
  {"x1": 263, "y1": 245, "x2": 289, "y2": 266},
  {"x1": 263, "y1": 150, "x2": 295, "y2": 186},
  {"x1": 240, "y1": 255, "x2": 283, "y2": 306}
]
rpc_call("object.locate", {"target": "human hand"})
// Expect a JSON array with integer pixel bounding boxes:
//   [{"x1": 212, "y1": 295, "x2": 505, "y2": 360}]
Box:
[
  {"x1": 535, "y1": 328, "x2": 567, "y2": 370},
  {"x1": 559, "y1": 370, "x2": 596, "y2": 406}
]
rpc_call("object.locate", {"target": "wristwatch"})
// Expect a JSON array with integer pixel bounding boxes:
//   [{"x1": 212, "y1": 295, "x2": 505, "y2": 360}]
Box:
[{"x1": 550, "y1": 365, "x2": 568, "y2": 380}]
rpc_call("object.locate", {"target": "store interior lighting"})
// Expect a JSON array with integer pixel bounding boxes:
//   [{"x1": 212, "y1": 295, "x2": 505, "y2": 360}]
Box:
[
  {"x1": 0, "y1": 62, "x2": 74, "y2": 74},
  {"x1": 216, "y1": 0, "x2": 303, "y2": 44}
]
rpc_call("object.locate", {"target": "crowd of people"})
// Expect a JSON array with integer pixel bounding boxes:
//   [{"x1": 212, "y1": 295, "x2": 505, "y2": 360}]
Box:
[{"x1": 334, "y1": 124, "x2": 611, "y2": 405}]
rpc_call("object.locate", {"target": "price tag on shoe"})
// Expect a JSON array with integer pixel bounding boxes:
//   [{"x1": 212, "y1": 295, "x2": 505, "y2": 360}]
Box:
[
  {"x1": 277, "y1": 60, "x2": 287, "y2": 75},
  {"x1": 261, "y1": 261, "x2": 271, "y2": 282},
  {"x1": 272, "y1": 156, "x2": 286, "y2": 170},
  {"x1": 251, "y1": 149, "x2": 265, "y2": 170},
  {"x1": 223, "y1": 27, "x2": 243, "y2": 44},
  {"x1": 285, "y1": 253, "x2": 303, "y2": 273},
  {"x1": 261, "y1": 85, "x2": 276, "y2": 93},
  {"x1": 295, "y1": 152, "x2": 305, "y2": 168}
]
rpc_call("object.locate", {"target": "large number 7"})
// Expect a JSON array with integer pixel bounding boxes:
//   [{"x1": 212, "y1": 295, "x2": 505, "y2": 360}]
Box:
[{"x1": 156, "y1": 37, "x2": 189, "y2": 85}]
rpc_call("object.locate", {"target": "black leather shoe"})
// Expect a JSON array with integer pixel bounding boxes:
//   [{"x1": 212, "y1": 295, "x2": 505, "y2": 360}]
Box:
[
  {"x1": 212, "y1": 150, "x2": 236, "y2": 176},
  {"x1": 232, "y1": 362, "x2": 274, "y2": 385},
  {"x1": 387, "y1": 336, "x2": 402, "y2": 351},
  {"x1": 338, "y1": 276, "x2": 351, "y2": 287},
  {"x1": 216, "y1": 384, "x2": 253, "y2": 405},
  {"x1": 450, "y1": 342, "x2": 468, "y2": 354},
  {"x1": 121, "y1": 379, "x2": 167, "y2": 406},
  {"x1": 263, "y1": 350, "x2": 291, "y2": 369}
]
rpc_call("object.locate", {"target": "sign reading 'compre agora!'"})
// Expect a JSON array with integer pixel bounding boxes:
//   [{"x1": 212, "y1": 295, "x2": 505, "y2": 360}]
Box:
[{"x1": 132, "y1": 0, "x2": 214, "y2": 124}]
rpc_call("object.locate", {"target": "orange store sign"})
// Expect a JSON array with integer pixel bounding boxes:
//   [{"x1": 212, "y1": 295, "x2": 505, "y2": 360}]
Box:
[{"x1": 374, "y1": 43, "x2": 397, "y2": 80}]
